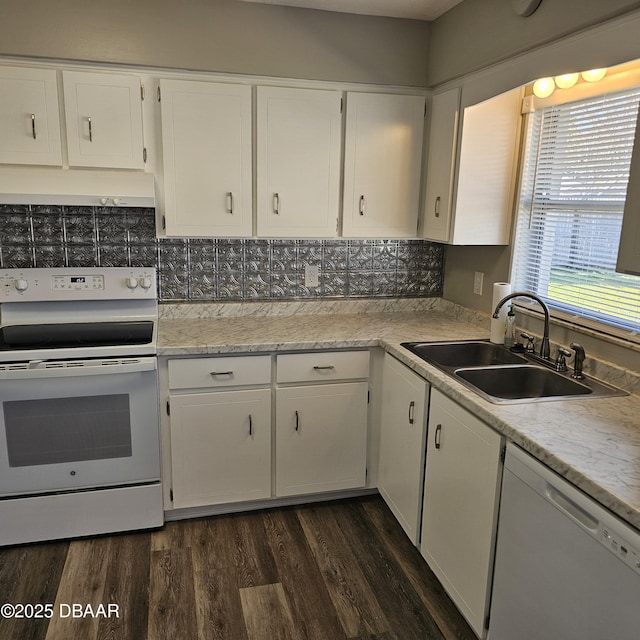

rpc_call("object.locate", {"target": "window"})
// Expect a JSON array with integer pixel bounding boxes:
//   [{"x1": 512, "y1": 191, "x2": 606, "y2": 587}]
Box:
[{"x1": 512, "y1": 86, "x2": 640, "y2": 336}]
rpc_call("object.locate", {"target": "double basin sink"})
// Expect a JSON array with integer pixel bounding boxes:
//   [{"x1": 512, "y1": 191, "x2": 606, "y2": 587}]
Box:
[{"x1": 402, "y1": 340, "x2": 626, "y2": 404}]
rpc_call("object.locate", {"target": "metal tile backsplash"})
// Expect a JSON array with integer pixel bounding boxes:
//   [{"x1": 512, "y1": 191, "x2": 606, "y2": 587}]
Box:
[{"x1": 0, "y1": 205, "x2": 444, "y2": 301}]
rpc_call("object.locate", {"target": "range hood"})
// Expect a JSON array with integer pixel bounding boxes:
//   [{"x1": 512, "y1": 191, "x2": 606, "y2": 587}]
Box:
[{"x1": 0, "y1": 168, "x2": 155, "y2": 207}]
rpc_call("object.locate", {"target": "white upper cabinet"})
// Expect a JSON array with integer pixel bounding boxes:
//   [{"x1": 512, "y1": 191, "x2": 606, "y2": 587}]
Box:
[
  {"x1": 160, "y1": 79, "x2": 252, "y2": 237},
  {"x1": 617, "y1": 104, "x2": 640, "y2": 275},
  {"x1": 62, "y1": 71, "x2": 144, "y2": 169},
  {"x1": 423, "y1": 87, "x2": 521, "y2": 245},
  {"x1": 257, "y1": 86, "x2": 342, "y2": 238},
  {"x1": 342, "y1": 92, "x2": 425, "y2": 238},
  {"x1": 0, "y1": 66, "x2": 62, "y2": 166},
  {"x1": 422, "y1": 88, "x2": 460, "y2": 243}
]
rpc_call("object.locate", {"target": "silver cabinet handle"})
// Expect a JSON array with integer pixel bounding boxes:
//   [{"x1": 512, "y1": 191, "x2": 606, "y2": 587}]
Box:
[
  {"x1": 408, "y1": 400, "x2": 415, "y2": 425},
  {"x1": 359, "y1": 195, "x2": 366, "y2": 216},
  {"x1": 249, "y1": 414, "x2": 253, "y2": 436},
  {"x1": 273, "y1": 192, "x2": 280, "y2": 215},
  {"x1": 227, "y1": 192, "x2": 234, "y2": 214},
  {"x1": 31, "y1": 114, "x2": 37, "y2": 139},
  {"x1": 210, "y1": 370, "x2": 233, "y2": 376},
  {"x1": 313, "y1": 365, "x2": 335, "y2": 371},
  {"x1": 87, "y1": 117, "x2": 93, "y2": 142},
  {"x1": 435, "y1": 423, "x2": 442, "y2": 449},
  {"x1": 434, "y1": 196, "x2": 441, "y2": 218},
  {"x1": 295, "y1": 410, "x2": 299, "y2": 431}
]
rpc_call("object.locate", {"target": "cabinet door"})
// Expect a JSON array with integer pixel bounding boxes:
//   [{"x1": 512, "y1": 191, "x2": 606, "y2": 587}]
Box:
[
  {"x1": 275, "y1": 382, "x2": 368, "y2": 497},
  {"x1": 617, "y1": 103, "x2": 640, "y2": 275},
  {"x1": 342, "y1": 92, "x2": 425, "y2": 238},
  {"x1": 160, "y1": 79, "x2": 252, "y2": 237},
  {"x1": 62, "y1": 71, "x2": 144, "y2": 169},
  {"x1": 422, "y1": 88, "x2": 460, "y2": 243},
  {"x1": 378, "y1": 354, "x2": 428, "y2": 544},
  {"x1": 0, "y1": 66, "x2": 62, "y2": 166},
  {"x1": 169, "y1": 388, "x2": 271, "y2": 508},
  {"x1": 257, "y1": 86, "x2": 341, "y2": 238},
  {"x1": 421, "y1": 389, "x2": 503, "y2": 637},
  {"x1": 451, "y1": 88, "x2": 520, "y2": 245}
]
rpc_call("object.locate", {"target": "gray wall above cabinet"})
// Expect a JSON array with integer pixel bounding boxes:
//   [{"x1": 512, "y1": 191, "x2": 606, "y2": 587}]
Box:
[{"x1": 0, "y1": 0, "x2": 430, "y2": 87}]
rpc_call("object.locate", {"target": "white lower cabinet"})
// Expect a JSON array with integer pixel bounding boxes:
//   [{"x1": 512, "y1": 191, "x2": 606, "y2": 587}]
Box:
[
  {"x1": 275, "y1": 350, "x2": 369, "y2": 497},
  {"x1": 420, "y1": 389, "x2": 504, "y2": 638},
  {"x1": 167, "y1": 355, "x2": 272, "y2": 509},
  {"x1": 165, "y1": 350, "x2": 370, "y2": 510},
  {"x1": 169, "y1": 388, "x2": 271, "y2": 509},
  {"x1": 275, "y1": 382, "x2": 368, "y2": 497},
  {"x1": 378, "y1": 353, "x2": 428, "y2": 544}
]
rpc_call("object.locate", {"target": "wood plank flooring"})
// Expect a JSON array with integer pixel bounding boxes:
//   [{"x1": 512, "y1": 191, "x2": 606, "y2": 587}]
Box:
[{"x1": 0, "y1": 495, "x2": 476, "y2": 640}]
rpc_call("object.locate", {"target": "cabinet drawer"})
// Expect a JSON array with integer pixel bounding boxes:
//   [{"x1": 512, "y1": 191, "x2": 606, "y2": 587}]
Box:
[
  {"x1": 168, "y1": 355, "x2": 271, "y2": 389},
  {"x1": 277, "y1": 351, "x2": 369, "y2": 383}
]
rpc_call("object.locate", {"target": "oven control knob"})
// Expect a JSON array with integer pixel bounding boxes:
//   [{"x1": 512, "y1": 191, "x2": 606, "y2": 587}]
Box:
[
  {"x1": 14, "y1": 278, "x2": 29, "y2": 292},
  {"x1": 138, "y1": 276, "x2": 153, "y2": 290},
  {"x1": 126, "y1": 277, "x2": 139, "y2": 290}
]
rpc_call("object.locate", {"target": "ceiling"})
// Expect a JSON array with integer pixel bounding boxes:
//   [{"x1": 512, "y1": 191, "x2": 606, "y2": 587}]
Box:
[{"x1": 235, "y1": 0, "x2": 465, "y2": 21}]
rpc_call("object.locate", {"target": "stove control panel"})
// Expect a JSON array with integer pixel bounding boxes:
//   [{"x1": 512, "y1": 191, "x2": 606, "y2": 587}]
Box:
[
  {"x1": 52, "y1": 274, "x2": 105, "y2": 291},
  {"x1": 0, "y1": 267, "x2": 157, "y2": 301}
]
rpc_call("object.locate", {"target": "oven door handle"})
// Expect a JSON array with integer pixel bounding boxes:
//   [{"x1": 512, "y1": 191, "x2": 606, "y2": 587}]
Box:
[{"x1": 0, "y1": 357, "x2": 157, "y2": 380}]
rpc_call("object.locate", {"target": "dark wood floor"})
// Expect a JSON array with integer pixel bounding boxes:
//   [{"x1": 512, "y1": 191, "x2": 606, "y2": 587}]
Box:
[{"x1": 0, "y1": 495, "x2": 476, "y2": 640}]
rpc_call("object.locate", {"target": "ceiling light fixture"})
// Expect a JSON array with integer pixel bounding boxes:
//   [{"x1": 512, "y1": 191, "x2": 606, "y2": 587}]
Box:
[
  {"x1": 533, "y1": 77, "x2": 555, "y2": 98},
  {"x1": 554, "y1": 73, "x2": 579, "y2": 89},
  {"x1": 581, "y1": 68, "x2": 607, "y2": 82}
]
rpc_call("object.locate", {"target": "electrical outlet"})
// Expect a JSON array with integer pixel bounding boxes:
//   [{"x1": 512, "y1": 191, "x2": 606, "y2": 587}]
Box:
[
  {"x1": 304, "y1": 264, "x2": 320, "y2": 288},
  {"x1": 473, "y1": 271, "x2": 484, "y2": 296}
]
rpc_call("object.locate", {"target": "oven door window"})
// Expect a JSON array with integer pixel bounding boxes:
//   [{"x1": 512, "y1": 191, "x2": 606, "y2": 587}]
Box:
[{"x1": 4, "y1": 395, "x2": 133, "y2": 467}]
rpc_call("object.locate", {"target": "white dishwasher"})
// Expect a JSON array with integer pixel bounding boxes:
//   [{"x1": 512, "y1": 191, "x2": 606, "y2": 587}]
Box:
[{"x1": 488, "y1": 443, "x2": 640, "y2": 640}]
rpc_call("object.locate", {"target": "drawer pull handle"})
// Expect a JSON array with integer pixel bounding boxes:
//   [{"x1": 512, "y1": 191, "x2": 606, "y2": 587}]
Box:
[
  {"x1": 273, "y1": 192, "x2": 280, "y2": 215},
  {"x1": 210, "y1": 370, "x2": 233, "y2": 377},
  {"x1": 408, "y1": 400, "x2": 415, "y2": 425},
  {"x1": 249, "y1": 414, "x2": 253, "y2": 436},
  {"x1": 31, "y1": 113, "x2": 37, "y2": 139},
  {"x1": 435, "y1": 423, "x2": 442, "y2": 449},
  {"x1": 313, "y1": 365, "x2": 335, "y2": 371},
  {"x1": 227, "y1": 191, "x2": 234, "y2": 215},
  {"x1": 87, "y1": 116, "x2": 93, "y2": 142},
  {"x1": 359, "y1": 194, "x2": 366, "y2": 216},
  {"x1": 295, "y1": 410, "x2": 300, "y2": 431},
  {"x1": 434, "y1": 195, "x2": 441, "y2": 218}
]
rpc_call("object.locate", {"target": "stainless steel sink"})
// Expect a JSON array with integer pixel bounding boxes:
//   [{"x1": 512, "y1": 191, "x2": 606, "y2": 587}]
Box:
[
  {"x1": 401, "y1": 340, "x2": 626, "y2": 404},
  {"x1": 404, "y1": 340, "x2": 527, "y2": 368},
  {"x1": 455, "y1": 365, "x2": 593, "y2": 401}
]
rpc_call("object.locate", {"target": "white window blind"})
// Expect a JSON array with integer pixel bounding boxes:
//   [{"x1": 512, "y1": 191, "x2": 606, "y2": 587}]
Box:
[{"x1": 512, "y1": 87, "x2": 640, "y2": 336}]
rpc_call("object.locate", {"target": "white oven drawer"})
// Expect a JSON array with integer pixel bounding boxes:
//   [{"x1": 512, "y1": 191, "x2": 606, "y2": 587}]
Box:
[
  {"x1": 168, "y1": 355, "x2": 271, "y2": 390},
  {"x1": 277, "y1": 350, "x2": 370, "y2": 384}
]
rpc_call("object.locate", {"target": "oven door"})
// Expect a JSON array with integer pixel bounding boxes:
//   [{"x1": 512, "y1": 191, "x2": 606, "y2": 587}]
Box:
[{"x1": 0, "y1": 357, "x2": 160, "y2": 497}]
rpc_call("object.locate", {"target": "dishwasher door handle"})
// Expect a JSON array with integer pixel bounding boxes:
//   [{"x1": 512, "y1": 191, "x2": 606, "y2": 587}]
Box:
[{"x1": 545, "y1": 483, "x2": 599, "y2": 533}]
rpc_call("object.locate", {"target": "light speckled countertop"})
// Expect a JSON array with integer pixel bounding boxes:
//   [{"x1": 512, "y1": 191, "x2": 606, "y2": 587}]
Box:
[{"x1": 159, "y1": 300, "x2": 640, "y2": 531}]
